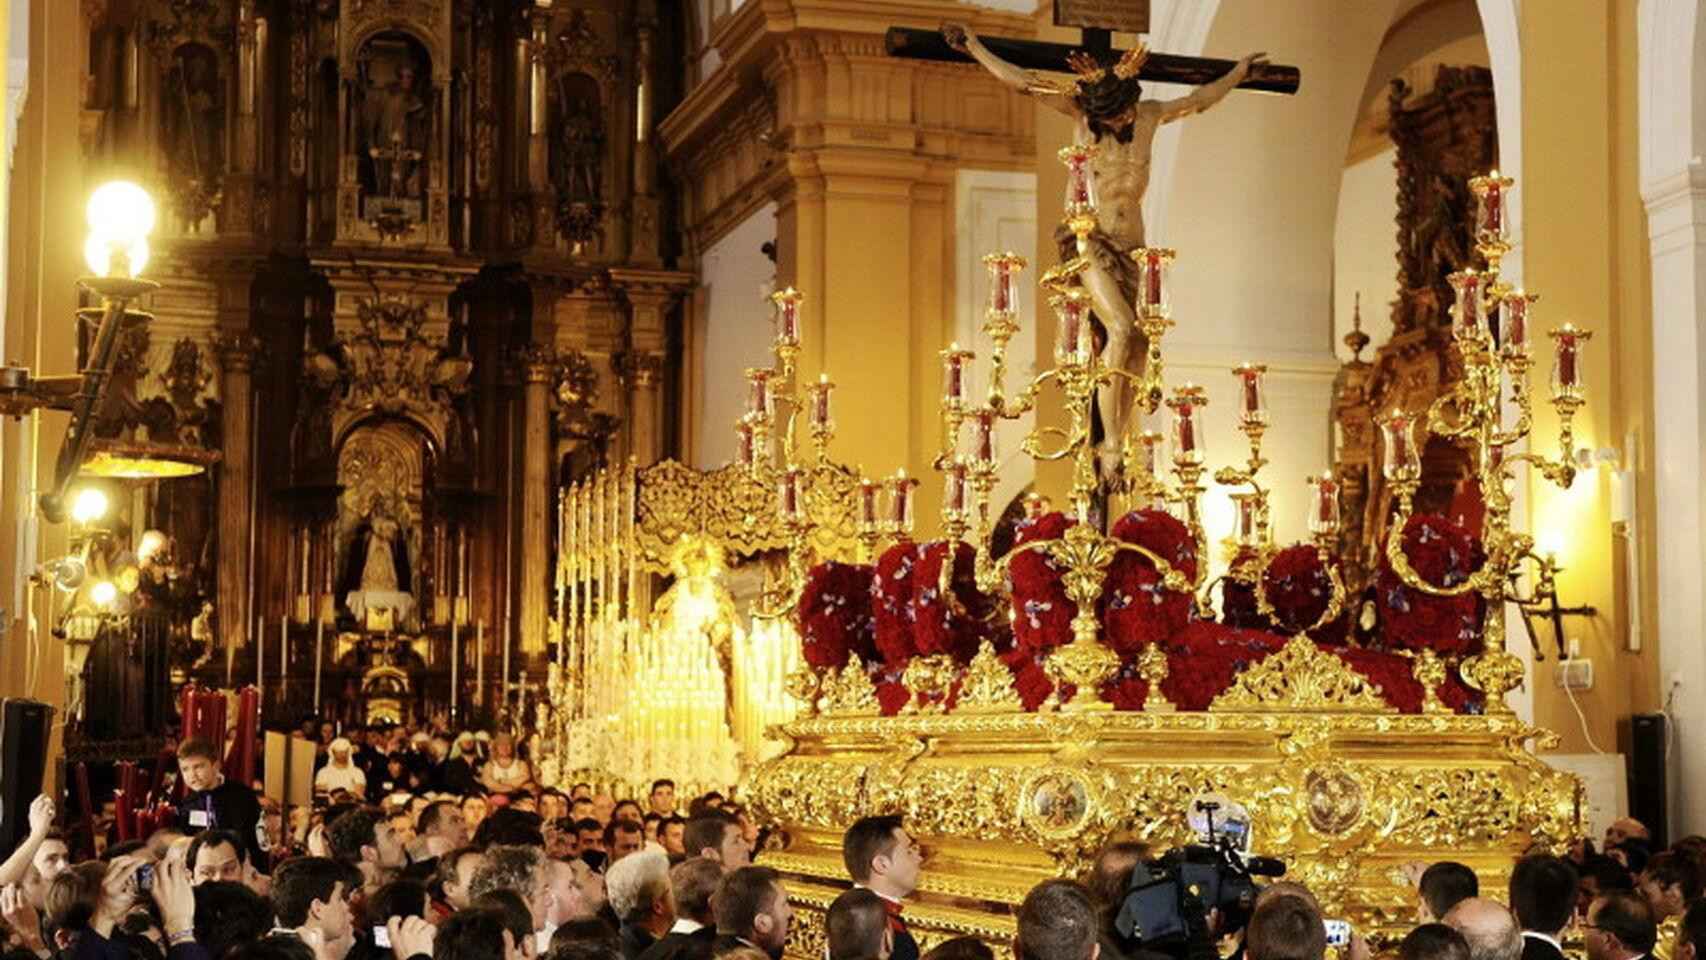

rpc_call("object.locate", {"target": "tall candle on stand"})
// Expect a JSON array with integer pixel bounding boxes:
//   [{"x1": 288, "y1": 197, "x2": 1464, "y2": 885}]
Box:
[
  {"x1": 941, "y1": 344, "x2": 973, "y2": 410},
  {"x1": 476, "y1": 620, "x2": 485, "y2": 705},
  {"x1": 1308, "y1": 475, "x2": 1342, "y2": 536},
  {"x1": 888, "y1": 470, "x2": 917, "y2": 536},
  {"x1": 809, "y1": 375, "x2": 834, "y2": 430},
  {"x1": 972, "y1": 409, "x2": 997, "y2": 469},
  {"x1": 1498, "y1": 290, "x2": 1537, "y2": 359},
  {"x1": 858, "y1": 479, "x2": 880, "y2": 531},
  {"x1": 1168, "y1": 385, "x2": 1207, "y2": 466},
  {"x1": 1448, "y1": 269, "x2": 1486, "y2": 342},
  {"x1": 1133, "y1": 247, "x2": 1175, "y2": 316},
  {"x1": 449, "y1": 617, "x2": 460, "y2": 721},
  {"x1": 1550, "y1": 324, "x2": 1590, "y2": 402},
  {"x1": 313, "y1": 617, "x2": 324, "y2": 714},
  {"x1": 1379, "y1": 411, "x2": 1421, "y2": 481},
  {"x1": 1232, "y1": 363, "x2": 1268, "y2": 428}
]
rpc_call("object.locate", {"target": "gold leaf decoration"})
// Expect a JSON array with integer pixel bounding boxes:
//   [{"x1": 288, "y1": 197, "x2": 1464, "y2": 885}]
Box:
[
  {"x1": 956, "y1": 640, "x2": 1021, "y2": 713},
  {"x1": 1208, "y1": 635, "x2": 1395, "y2": 713}
]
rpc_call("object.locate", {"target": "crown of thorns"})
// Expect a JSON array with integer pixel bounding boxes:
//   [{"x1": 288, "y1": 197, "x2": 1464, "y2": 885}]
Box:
[{"x1": 1065, "y1": 43, "x2": 1149, "y2": 84}]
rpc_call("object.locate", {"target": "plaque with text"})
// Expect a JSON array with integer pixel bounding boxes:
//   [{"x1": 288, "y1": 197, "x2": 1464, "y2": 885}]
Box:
[{"x1": 1054, "y1": 0, "x2": 1150, "y2": 34}]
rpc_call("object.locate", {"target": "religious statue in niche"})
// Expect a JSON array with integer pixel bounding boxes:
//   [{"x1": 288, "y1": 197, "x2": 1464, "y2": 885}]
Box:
[
  {"x1": 340, "y1": 492, "x2": 416, "y2": 629},
  {"x1": 550, "y1": 72, "x2": 605, "y2": 251},
  {"x1": 161, "y1": 42, "x2": 224, "y2": 228},
  {"x1": 355, "y1": 32, "x2": 431, "y2": 234},
  {"x1": 944, "y1": 25, "x2": 1265, "y2": 482}
]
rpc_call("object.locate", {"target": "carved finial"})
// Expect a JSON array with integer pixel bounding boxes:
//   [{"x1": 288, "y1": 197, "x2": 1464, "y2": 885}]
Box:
[{"x1": 1344, "y1": 291, "x2": 1371, "y2": 361}]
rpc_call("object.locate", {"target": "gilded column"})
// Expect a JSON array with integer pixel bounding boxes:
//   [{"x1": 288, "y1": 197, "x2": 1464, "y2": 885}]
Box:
[
  {"x1": 518, "y1": 345, "x2": 556, "y2": 656},
  {"x1": 621, "y1": 352, "x2": 667, "y2": 468},
  {"x1": 214, "y1": 332, "x2": 260, "y2": 672}
]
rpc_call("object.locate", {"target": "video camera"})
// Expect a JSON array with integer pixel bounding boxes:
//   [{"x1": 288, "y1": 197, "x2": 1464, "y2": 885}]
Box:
[{"x1": 1112, "y1": 797, "x2": 1286, "y2": 960}]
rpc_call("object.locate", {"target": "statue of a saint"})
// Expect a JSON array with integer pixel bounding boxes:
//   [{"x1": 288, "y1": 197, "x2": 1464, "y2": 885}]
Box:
[
  {"x1": 943, "y1": 25, "x2": 1264, "y2": 477},
  {"x1": 362, "y1": 63, "x2": 426, "y2": 197},
  {"x1": 340, "y1": 498, "x2": 414, "y2": 625},
  {"x1": 554, "y1": 91, "x2": 603, "y2": 203}
]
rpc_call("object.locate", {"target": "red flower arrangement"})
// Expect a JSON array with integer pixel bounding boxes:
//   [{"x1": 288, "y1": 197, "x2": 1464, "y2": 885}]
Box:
[
  {"x1": 1000, "y1": 643, "x2": 1072, "y2": 711},
  {"x1": 1008, "y1": 512, "x2": 1078, "y2": 653},
  {"x1": 797, "y1": 562, "x2": 878, "y2": 670},
  {"x1": 1159, "y1": 622, "x2": 1289, "y2": 709},
  {"x1": 912, "y1": 541, "x2": 997, "y2": 662},
  {"x1": 1104, "y1": 509, "x2": 1198, "y2": 654},
  {"x1": 875, "y1": 677, "x2": 912, "y2": 715},
  {"x1": 1330, "y1": 647, "x2": 1424, "y2": 712},
  {"x1": 1376, "y1": 514, "x2": 1486, "y2": 656},
  {"x1": 872, "y1": 543, "x2": 920, "y2": 666},
  {"x1": 1101, "y1": 665, "x2": 1150, "y2": 711}
]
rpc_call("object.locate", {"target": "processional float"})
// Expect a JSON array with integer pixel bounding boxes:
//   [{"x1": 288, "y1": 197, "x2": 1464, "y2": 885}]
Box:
[{"x1": 725, "y1": 146, "x2": 1586, "y2": 954}]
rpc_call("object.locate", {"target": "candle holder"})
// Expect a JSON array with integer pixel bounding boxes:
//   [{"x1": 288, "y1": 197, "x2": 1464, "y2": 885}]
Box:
[
  {"x1": 1130, "y1": 247, "x2": 1178, "y2": 415},
  {"x1": 1383, "y1": 170, "x2": 1592, "y2": 712}
]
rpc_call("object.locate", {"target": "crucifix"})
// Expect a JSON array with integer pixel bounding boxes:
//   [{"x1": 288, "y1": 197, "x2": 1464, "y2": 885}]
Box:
[
  {"x1": 889, "y1": 3, "x2": 1300, "y2": 487},
  {"x1": 369, "y1": 132, "x2": 423, "y2": 201}
]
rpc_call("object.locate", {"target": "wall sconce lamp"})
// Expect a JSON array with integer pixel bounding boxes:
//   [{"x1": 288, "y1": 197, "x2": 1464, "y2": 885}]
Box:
[{"x1": 0, "y1": 181, "x2": 160, "y2": 522}]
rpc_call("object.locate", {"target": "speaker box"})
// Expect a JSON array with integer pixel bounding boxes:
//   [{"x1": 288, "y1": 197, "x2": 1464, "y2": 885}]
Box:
[
  {"x1": 1629, "y1": 712, "x2": 1668, "y2": 850},
  {"x1": 0, "y1": 698, "x2": 54, "y2": 853}
]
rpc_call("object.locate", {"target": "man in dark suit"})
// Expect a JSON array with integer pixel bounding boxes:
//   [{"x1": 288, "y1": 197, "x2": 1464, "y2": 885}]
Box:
[
  {"x1": 1582, "y1": 892, "x2": 1658, "y2": 960},
  {"x1": 638, "y1": 858, "x2": 722, "y2": 960},
  {"x1": 842, "y1": 816, "x2": 923, "y2": 960},
  {"x1": 709, "y1": 866, "x2": 792, "y2": 960},
  {"x1": 1511, "y1": 855, "x2": 1578, "y2": 960},
  {"x1": 609, "y1": 849, "x2": 674, "y2": 960}
]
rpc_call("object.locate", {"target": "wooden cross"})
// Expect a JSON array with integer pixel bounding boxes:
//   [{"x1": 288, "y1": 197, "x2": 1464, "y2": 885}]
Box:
[
  {"x1": 887, "y1": 0, "x2": 1300, "y2": 96},
  {"x1": 369, "y1": 133, "x2": 423, "y2": 201}
]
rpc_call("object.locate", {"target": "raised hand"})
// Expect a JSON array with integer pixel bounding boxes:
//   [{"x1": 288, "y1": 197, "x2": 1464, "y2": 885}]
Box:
[
  {"x1": 149, "y1": 856, "x2": 196, "y2": 937},
  {"x1": 27, "y1": 796, "x2": 54, "y2": 838},
  {"x1": 0, "y1": 884, "x2": 46, "y2": 955},
  {"x1": 387, "y1": 916, "x2": 436, "y2": 960}
]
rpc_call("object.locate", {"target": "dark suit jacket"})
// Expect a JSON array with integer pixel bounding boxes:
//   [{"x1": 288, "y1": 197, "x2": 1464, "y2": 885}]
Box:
[
  {"x1": 638, "y1": 927, "x2": 716, "y2": 960},
  {"x1": 889, "y1": 923, "x2": 919, "y2": 960},
  {"x1": 711, "y1": 935, "x2": 771, "y2": 960},
  {"x1": 620, "y1": 924, "x2": 661, "y2": 960},
  {"x1": 1520, "y1": 933, "x2": 1567, "y2": 960}
]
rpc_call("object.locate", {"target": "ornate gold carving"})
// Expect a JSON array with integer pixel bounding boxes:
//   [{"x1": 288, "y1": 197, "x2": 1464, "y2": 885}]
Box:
[
  {"x1": 1137, "y1": 642, "x2": 1174, "y2": 712},
  {"x1": 901, "y1": 654, "x2": 956, "y2": 715},
  {"x1": 1019, "y1": 768, "x2": 1093, "y2": 840},
  {"x1": 956, "y1": 640, "x2": 1020, "y2": 713},
  {"x1": 819, "y1": 655, "x2": 878, "y2": 717},
  {"x1": 1303, "y1": 764, "x2": 1367, "y2": 836},
  {"x1": 1209, "y1": 635, "x2": 1395, "y2": 713},
  {"x1": 1412, "y1": 648, "x2": 1450, "y2": 714}
]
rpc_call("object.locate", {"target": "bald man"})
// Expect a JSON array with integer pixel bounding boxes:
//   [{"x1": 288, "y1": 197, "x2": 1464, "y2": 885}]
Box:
[
  {"x1": 1608, "y1": 819, "x2": 1652, "y2": 849},
  {"x1": 1445, "y1": 898, "x2": 1524, "y2": 960}
]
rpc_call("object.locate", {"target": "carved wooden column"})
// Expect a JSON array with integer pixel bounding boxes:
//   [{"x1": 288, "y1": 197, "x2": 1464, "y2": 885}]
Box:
[
  {"x1": 517, "y1": 344, "x2": 556, "y2": 656},
  {"x1": 227, "y1": 1, "x2": 267, "y2": 237},
  {"x1": 611, "y1": 272, "x2": 687, "y2": 466},
  {"x1": 214, "y1": 331, "x2": 260, "y2": 670}
]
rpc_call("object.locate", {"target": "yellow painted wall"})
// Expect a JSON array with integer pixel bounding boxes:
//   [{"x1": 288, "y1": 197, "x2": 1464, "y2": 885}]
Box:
[{"x1": 1520, "y1": 0, "x2": 1658, "y2": 754}]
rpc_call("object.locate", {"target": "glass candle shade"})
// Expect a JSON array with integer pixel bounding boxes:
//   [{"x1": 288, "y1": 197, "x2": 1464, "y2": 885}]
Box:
[
  {"x1": 1308, "y1": 475, "x2": 1342, "y2": 536},
  {"x1": 983, "y1": 252, "x2": 1026, "y2": 318},
  {"x1": 858, "y1": 479, "x2": 881, "y2": 530},
  {"x1": 971, "y1": 408, "x2": 998, "y2": 468},
  {"x1": 888, "y1": 471, "x2": 918, "y2": 533},
  {"x1": 1379, "y1": 411, "x2": 1421, "y2": 481},
  {"x1": 735, "y1": 420, "x2": 756, "y2": 467},
  {"x1": 1498, "y1": 290, "x2": 1537, "y2": 359},
  {"x1": 744, "y1": 368, "x2": 774, "y2": 419},
  {"x1": 1470, "y1": 170, "x2": 1513, "y2": 243},
  {"x1": 778, "y1": 468, "x2": 805, "y2": 523},
  {"x1": 1051, "y1": 290, "x2": 1093, "y2": 366},
  {"x1": 808, "y1": 374, "x2": 834, "y2": 430},
  {"x1": 1167, "y1": 386, "x2": 1208, "y2": 466},
  {"x1": 1233, "y1": 363, "x2": 1268, "y2": 428},
  {"x1": 1447, "y1": 269, "x2": 1486, "y2": 343},
  {"x1": 943, "y1": 461, "x2": 969, "y2": 516},
  {"x1": 771, "y1": 288, "x2": 803, "y2": 347},
  {"x1": 1059, "y1": 144, "x2": 1098, "y2": 218},
  {"x1": 1232, "y1": 494, "x2": 1261, "y2": 547},
  {"x1": 1135, "y1": 430, "x2": 1164, "y2": 477},
  {"x1": 1550, "y1": 324, "x2": 1590, "y2": 402},
  {"x1": 941, "y1": 343, "x2": 974, "y2": 408},
  {"x1": 1132, "y1": 247, "x2": 1175, "y2": 317}
]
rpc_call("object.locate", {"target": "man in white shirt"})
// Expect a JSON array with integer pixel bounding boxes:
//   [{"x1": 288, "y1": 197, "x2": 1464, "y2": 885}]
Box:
[{"x1": 315, "y1": 738, "x2": 368, "y2": 797}]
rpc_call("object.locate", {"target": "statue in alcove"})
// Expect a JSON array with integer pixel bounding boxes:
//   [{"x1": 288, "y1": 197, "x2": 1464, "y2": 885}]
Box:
[
  {"x1": 550, "y1": 72, "x2": 604, "y2": 247},
  {"x1": 340, "y1": 493, "x2": 415, "y2": 628},
  {"x1": 356, "y1": 35, "x2": 429, "y2": 203},
  {"x1": 162, "y1": 43, "x2": 223, "y2": 225}
]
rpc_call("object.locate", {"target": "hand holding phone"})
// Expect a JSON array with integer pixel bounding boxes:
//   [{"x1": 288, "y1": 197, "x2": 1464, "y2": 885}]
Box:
[
  {"x1": 372, "y1": 925, "x2": 391, "y2": 949},
  {"x1": 1325, "y1": 919, "x2": 1352, "y2": 948}
]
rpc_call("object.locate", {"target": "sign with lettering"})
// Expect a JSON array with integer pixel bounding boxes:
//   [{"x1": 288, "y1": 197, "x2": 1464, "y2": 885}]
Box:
[{"x1": 1054, "y1": 0, "x2": 1150, "y2": 34}]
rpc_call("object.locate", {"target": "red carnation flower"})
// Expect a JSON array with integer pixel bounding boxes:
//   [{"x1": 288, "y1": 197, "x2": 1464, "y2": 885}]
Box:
[
  {"x1": 999, "y1": 643, "x2": 1072, "y2": 711},
  {"x1": 1104, "y1": 509, "x2": 1197, "y2": 654},
  {"x1": 872, "y1": 543, "x2": 921, "y2": 666},
  {"x1": 1161, "y1": 622, "x2": 1288, "y2": 710},
  {"x1": 797, "y1": 562, "x2": 878, "y2": 670},
  {"x1": 1375, "y1": 514, "x2": 1487, "y2": 656},
  {"x1": 1330, "y1": 646, "x2": 1423, "y2": 713},
  {"x1": 912, "y1": 540, "x2": 997, "y2": 662},
  {"x1": 1008, "y1": 512, "x2": 1078, "y2": 653}
]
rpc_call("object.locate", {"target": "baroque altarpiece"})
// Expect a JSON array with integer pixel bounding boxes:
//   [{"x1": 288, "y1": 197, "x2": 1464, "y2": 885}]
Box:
[{"x1": 73, "y1": 0, "x2": 692, "y2": 734}]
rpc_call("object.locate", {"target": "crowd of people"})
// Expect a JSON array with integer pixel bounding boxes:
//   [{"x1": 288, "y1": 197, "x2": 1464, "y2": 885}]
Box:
[{"x1": 0, "y1": 722, "x2": 1702, "y2": 960}]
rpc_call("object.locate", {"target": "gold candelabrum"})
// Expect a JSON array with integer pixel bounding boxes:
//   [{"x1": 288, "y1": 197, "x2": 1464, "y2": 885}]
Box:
[{"x1": 1378, "y1": 170, "x2": 1590, "y2": 714}]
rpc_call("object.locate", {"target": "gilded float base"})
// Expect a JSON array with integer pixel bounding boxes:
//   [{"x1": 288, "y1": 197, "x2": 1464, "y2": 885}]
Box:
[{"x1": 747, "y1": 710, "x2": 1581, "y2": 955}]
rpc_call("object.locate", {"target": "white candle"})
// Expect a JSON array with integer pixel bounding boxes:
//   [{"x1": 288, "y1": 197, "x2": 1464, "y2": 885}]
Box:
[
  {"x1": 313, "y1": 617, "x2": 324, "y2": 713},
  {"x1": 450, "y1": 618, "x2": 460, "y2": 722},
  {"x1": 476, "y1": 620, "x2": 485, "y2": 705}
]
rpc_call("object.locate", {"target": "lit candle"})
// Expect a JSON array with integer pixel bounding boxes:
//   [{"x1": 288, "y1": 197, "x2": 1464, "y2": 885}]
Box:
[
  {"x1": 1233, "y1": 363, "x2": 1268, "y2": 427},
  {"x1": 1448, "y1": 269, "x2": 1485, "y2": 342},
  {"x1": 1135, "y1": 431, "x2": 1163, "y2": 477},
  {"x1": 1498, "y1": 290, "x2": 1536, "y2": 358},
  {"x1": 1379, "y1": 411, "x2": 1421, "y2": 481},
  {"x1": 1167, "y1": 385, "x2": 1207, "y2": 465},
  {"x1": 1133, "y1": 247, "x2": 1174, "y2": 315},
  {"x1": 1059, "y1": 144, "x2": 1098, "y2": 217},
  {"x1": 858, "y1": 479, "x2": 881, "y2": 529},
  {"x1": 972, "y1": 408, "x2": 997, "y2": 468},
  {"x1": 778, "y1": 468, "x2": 805, "y2": 522},
  {"x1": 1051, "y1": 290, "x2": 1092, "y2": 366},
  {"x1": 745, "y1": 368, "x2": 773, "y2": 419},
  {"x1": 1308, "y1": 475, "x2": 1341, "y2": 536},
  {"x1": 1472, "y1": 169, "x2": 1513, "y2": 241},
  {"x1": 984, "y1": 252, "x2": 1025, "y2": 317},
  {"x1": 941, "y1": 343, "x2": 974, "y2": 407},
  {"x1": 772, "y1": 288, "x2": 803, "y2": 347},
  {"x1": 888, "y1": 470, "x2": 918, "y2": 533},
  {"x1": 1232, "y1": 494, "x2": 1260, "y2": 546},
  {"x1": 1550, "y1": 324, "x2": 1591, "y2": 402},
  {"x1": 943, "y1": 461, "x2": 968, "y2": 516},
  {"x1": 735, "y1": 420, "x2": 756, "y2": 467},
  {"x1": 810, "y1": 374, "x2": 834, "y2": 429}
]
